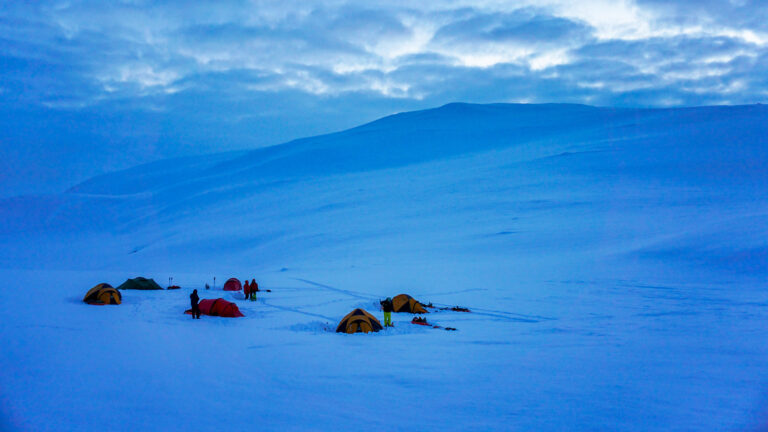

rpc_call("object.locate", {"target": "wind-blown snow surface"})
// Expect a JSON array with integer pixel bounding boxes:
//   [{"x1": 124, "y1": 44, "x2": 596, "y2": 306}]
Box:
[{"x1": 2, "y1": 103, "x2": 768, "y2": 431}]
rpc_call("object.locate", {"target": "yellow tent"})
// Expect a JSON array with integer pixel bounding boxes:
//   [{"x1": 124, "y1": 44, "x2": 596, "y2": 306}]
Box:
[
  {"x1": 336, "y1": 308, "x2": 383, "y2": 333},
  {"x1": 392, "y1": 294, "x2": 427, "y2": 314},
  {"x1": 83, "y1": 283, "x2": 122, "y2": 305}
]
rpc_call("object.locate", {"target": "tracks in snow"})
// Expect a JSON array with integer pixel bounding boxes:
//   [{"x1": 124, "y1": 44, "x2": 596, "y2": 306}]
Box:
[{"x1": 292, "y1": 277, "x2": 554, "y2": 324}]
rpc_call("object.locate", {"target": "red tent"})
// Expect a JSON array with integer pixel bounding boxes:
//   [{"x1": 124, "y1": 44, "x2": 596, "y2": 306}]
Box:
[
  {"x1": 223, "y1": 278, "x2": 242, "y2": 291},
  {"x1": 185, "y1": 298, "x2": 244, "y2": 317}
]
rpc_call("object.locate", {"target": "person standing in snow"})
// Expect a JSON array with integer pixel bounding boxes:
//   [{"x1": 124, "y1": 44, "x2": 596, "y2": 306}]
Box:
[
  {"x1": 250, "y1": 279, "x2": 258, "y2": 300},
  {"x1": 243, "y1": 280, "x2": 250, "y2": 301},
  {"x1": 190, "y1": 289, "x2": 201, "y2": 319},
  {"x1": 380, "y1": 297, "x2": 393, "y2": 327}
]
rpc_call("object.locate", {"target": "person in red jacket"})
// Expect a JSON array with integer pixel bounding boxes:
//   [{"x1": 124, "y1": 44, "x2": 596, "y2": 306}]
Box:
[
  {"x1": 250, "y1": 279, "x2": 258, "y2": 300},
  {"x1": 243, "y1": 280, "x2": 250, "y2": 300}
]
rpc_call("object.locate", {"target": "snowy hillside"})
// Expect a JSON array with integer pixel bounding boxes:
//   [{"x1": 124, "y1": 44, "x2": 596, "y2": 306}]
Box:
[{"x1": 1, "y1": 103, "x2": 768, "y2": 431}]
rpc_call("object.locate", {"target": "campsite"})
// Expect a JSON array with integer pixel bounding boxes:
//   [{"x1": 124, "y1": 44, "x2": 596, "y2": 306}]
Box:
[
  {"x1": 5, "y1": 269, "x2": 506, "y2": 430},
  {"x1": 82, "y1": 276, "x2": 452, "y2": 331},
  {"x1": 3, "y1": 1, "x2": 768, "y2": 427},
  {"x1": 3, "y1": 102, "x2": 768, "y2": 431}
]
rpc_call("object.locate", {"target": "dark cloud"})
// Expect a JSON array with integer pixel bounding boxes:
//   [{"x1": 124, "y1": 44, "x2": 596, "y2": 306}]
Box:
[
  {"x1": 432, "y1": 8, "x2": 593, "y2": 46},
  {"x1": 1, "y1": 0, "x2": 767, "y2": 196}
]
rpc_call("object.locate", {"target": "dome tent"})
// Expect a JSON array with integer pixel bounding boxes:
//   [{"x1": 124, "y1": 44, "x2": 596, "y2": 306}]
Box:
[
  {"x1": 223, "y1": 278, "x2": 242, "y2": 291},
  {"x1": 117, "y1": 277, "x2": 163, "y2": 290},
  {"x1": 83, "y1": 283, "x2": 122, "y2": 305},
  {"x1": 336, "y1": 308, "x2": 383, "y2": 334},
  {"x1": 392, "y1": 294, "x2": 428, "y2": 314}
]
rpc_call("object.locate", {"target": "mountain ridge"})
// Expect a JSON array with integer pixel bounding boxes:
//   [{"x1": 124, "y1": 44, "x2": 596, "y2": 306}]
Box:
[{"x1": 66, "y1": 102, "x2": 768, "y2": 197}]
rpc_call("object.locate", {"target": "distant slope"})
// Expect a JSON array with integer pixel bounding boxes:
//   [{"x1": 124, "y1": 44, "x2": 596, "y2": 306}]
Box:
[
  {"x1": 1, "y1": 103, "x2": 767, "y2": 278},
  {"x1": 65, "y1": 103, "x2": 625, "y2": 195},
  {"x1": 68, "y1": 103, "x2": 768, "y2": 197},
  {"x1": 68, "y1": 150, "x2": 248, "y2": 196}
]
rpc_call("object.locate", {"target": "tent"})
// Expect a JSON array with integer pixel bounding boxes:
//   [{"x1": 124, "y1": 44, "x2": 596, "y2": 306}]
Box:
[
  {"x1": 185, "y1": 298, "x2": 244, "y2": 317},
  {"x1": 117, "y1": 277, "x2": 163, "y2": 290},
  {"x1": 392, "y1": 294, "x2": 428, "y2": 314},
  {"x1": 83, "y1": 283, "x2": 122, "y2": 305},
  {"x1": 223, "y1": 278, "x2": 242, "y2": 291},
  {"x1": 336, "y1": 308, "x2": 383, "y2": 334}
]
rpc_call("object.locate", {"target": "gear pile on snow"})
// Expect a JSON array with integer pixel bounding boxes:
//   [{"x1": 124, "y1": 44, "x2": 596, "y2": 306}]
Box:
[
  {"x1": 411, "y1": 316, "x2": 456, "y2": 331},
  {"x1": 423, "y1": 302, "x2": 471, "y2": 313}
]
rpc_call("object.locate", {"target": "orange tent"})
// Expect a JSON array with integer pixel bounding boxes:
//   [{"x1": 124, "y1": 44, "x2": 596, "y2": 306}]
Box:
[
  {"x1": 185, "y1": 298, "x2": 244, "y2": 317},
  {"x1": 223, "y1": 278, "x2": 242, "y2": 291}
]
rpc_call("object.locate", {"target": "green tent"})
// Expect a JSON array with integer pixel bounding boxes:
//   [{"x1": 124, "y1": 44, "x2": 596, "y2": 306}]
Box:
[{"x1": 117, "y1": 277, "x2": 163, "y2": 290}]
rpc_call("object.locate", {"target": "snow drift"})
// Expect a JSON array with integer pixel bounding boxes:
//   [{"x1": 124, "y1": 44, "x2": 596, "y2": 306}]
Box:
[{"x1": 1, "y1": 103, "x2": 768, "y2": 431}]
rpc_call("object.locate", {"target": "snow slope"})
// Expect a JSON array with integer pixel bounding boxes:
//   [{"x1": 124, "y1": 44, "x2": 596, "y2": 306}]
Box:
[{"x1": 1, "y1": 103, "x2": 768, "y2": 431}]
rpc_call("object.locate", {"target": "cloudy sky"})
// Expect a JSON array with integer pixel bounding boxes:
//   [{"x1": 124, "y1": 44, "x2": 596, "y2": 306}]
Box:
[{"x1": 1, "y1": 0, "x2": 767, "y2": 196}]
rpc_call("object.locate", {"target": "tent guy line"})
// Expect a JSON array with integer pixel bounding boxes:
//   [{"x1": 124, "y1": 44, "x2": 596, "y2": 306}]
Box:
[
  {"x1": 295, "y1": 277, "x2": 549, "y2": 323},
  {"x1": 258, "y1": 300, "x2": 337, "y2": 322},
  {"x1": 293, "y1": 278, "x2": 379, "y2": 301}
]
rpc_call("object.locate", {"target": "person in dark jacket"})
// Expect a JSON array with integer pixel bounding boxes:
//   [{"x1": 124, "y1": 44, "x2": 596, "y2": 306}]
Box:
[
  {"x1": 190, "y1": 289, "x2": 201, "y2": 319},
  {"x1": 380, "y1": 297, "x2": 393, "y2": 327}
]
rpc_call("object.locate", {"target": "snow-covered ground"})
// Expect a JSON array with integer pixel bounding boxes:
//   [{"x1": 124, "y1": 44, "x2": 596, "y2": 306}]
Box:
[{"x1": 1, "y1": 103, "x2": 768, "y2": 431}]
